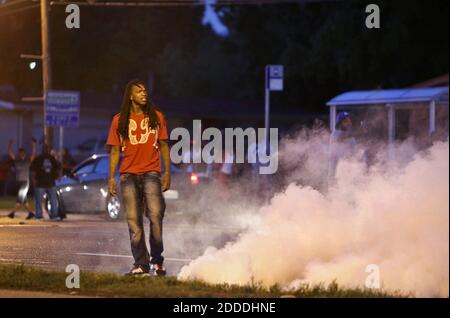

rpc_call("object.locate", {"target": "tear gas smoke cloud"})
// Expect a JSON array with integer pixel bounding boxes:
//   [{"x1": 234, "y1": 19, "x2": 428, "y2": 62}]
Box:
[{"x1": 177, "y1": 130, "x2": 449, "y2": 298}]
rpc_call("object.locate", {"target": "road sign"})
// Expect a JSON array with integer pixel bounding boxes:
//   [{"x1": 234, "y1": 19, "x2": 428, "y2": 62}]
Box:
[
  {"x1": 45, "y1": 90, "x2": 80, "y2": 127},
  {"x1": 266, "y1": 65, "x2": 284, "y2": 91},
  {"x1": 264, "y1": 65, "x2": 284, "y2": 153}
]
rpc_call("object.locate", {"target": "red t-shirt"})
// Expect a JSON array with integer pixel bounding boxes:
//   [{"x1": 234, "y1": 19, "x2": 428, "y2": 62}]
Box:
[{"x1": 106, "y1": 111, "x2": 168, "y2": 174}]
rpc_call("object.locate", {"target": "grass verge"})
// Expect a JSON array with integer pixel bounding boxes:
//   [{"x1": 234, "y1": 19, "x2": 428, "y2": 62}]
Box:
[
  {"x1": 0, "y1": 264, "x2": 406, "y2": 298},
  {"x1": 0, "y1": 196, "x2": 35, "y2": 210}
]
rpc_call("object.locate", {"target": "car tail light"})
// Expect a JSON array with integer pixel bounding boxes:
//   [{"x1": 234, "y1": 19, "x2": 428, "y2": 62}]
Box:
[{"x1": 190, "y1": 173, "x2": 199, "y2": 185}]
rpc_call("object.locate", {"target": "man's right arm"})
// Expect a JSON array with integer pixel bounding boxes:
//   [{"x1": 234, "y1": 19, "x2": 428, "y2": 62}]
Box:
[
  {"x1": 8, "y1": 140, "x2": 15, "y2": 160},
  {"x1": 30, "y1": 159, "x2": 37, "y2": 187},
  {"x1": 108, "y1": 145, "x2": 120, "y2": 196},
  {"x1": 30, "y1": 138, "x2": 37, "y2": 161}
]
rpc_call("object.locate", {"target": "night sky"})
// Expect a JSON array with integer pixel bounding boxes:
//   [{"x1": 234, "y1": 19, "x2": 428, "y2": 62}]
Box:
[{"x1": 0, "y1": 0, "x2": 448, "y2": 113}]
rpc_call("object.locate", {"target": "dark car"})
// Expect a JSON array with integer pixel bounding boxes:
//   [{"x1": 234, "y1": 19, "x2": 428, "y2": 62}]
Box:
[
  {"x1": 70, "y1": 136, "x2": 107, "y2": 163},
  {"x1": 44, "y1": 153, "x2": 211, "y2": 220}
]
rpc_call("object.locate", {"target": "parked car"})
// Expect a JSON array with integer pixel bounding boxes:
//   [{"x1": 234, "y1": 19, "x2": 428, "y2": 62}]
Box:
[
  {"x1": 43, "y1": 153, "x2": 212, "y2": 220},
  {"x1": 70, "y1": 137, "x2": 107, "y2": 163}
]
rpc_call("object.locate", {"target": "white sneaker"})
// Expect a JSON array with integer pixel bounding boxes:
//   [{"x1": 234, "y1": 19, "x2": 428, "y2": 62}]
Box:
[{"x1": 151, "y1": 264, "x2": 166, "y2": 277}]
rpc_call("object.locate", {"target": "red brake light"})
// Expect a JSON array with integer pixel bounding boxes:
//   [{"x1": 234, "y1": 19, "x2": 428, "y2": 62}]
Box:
[{"x1": 190, "y1": 173, "x2": 199, "y2": 185}]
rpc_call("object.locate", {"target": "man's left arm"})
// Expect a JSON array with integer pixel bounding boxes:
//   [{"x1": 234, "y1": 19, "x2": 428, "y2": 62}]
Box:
[
  {"x1": 159, "y1": 140, "x2": 170, "y2": 192},
  {"x1": 53, "y1": 157, "x2": 62, "y2": 180},
  {"x1": 30, "y1": 138, "x2": 37, "y2": 161},
  {"x1": 30, "y1": 159, "x2": 37, "y2": 187}
]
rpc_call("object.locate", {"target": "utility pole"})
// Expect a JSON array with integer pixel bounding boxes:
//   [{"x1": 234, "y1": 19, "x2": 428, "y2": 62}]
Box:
[{"x1": 41, "y1": 0, "x2": 53, "y2": 148}]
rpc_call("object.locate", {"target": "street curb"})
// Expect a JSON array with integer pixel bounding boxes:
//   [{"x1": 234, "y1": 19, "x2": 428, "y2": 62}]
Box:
[{"x1": 0, "y1": 289, "x2": 91, "y2": 298}]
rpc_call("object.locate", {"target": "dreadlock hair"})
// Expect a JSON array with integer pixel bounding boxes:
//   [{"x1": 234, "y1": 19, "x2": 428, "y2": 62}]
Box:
[{"x1": 117, "y1": 79, "x2": 160, "y2": 140}]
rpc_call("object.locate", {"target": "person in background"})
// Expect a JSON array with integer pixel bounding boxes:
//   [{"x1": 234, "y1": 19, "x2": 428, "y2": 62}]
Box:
[
  {"x1": 61, "y1": 148, "x2": 76, "y2": 175},
  {"x1": 7, "y1": 139, "x2": 36, "y2": 219},
  {"x1": 217, "y1": 147, "x2": 234, "y2": 202},
  {"x1": 328, "y1": 112, "x2": 357, "y2": 183},
  {"x1": 30, "y1": 144, "x2": 62, "y2": 221},
  {"x1": 0, "y1": 155, "x2": 11, "y2": 197},
  {"x1": 182, "y1": 139, "x2": 202, "y2": 174},
  {"x1": 50, "y1": 149, "x2": 59, "y2": 161}
]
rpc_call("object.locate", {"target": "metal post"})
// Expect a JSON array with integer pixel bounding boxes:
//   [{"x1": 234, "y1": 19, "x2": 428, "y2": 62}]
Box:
[
  {"x1": 264, "y1": 87, "x2": 270, "y2": 153},
  {"x1": 264, "y1": 65, "x2": 270, "y2": 155},
  {"x1": 387, "y1": 104, "x2": 396, "y2": 144},
  {"x1": 59, "y1": 126, "x2": 64, "y2": 163},
  {"x1": 429, "y1": 100, "x2": 436, "y2": 136},
  {"x1": 330, "y1": 105, "x2": 336, "y2": 133},
  {"x1": 18, "y1": 112, "x2": 23, "y2": 148},
  {"x1": 41, "y1": 0, "x2": 53, "y2": 148}
]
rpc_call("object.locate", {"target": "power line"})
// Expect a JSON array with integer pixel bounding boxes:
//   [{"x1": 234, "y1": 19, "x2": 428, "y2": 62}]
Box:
[
  {"x1": 50, "y1": 1, "x2": 203, "y2": 7},
  {"x1": 49, "y1": 0, "x2": 328, "y2": 7}
]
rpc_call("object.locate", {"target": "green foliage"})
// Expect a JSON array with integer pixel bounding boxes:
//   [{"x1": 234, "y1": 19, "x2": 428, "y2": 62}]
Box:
[
  {"x1": 0, "y1": 0, "x2": 447, "y2": 113},
  {"x1": 0, "y1": 196, "x2": 35, "y2": 210},
  {"x1": 153, "y1": 0, "x2": 449, "y2": 111}
]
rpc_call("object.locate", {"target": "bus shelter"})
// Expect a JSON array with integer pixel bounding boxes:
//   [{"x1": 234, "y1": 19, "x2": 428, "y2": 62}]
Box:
[{"x1": 326, "y1": 87, "x2": 449, "y2": 144}]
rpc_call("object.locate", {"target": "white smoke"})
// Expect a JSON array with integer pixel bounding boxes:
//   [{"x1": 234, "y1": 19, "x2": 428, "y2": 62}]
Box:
[{"x1": 177, "y1": 135, "x2": 449, "y2": 298}]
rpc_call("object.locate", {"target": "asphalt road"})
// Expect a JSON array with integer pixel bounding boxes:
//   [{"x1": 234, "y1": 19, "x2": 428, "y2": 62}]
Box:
[{"x1": 0, "y1": 210, "x2": 242, "y2": 276}]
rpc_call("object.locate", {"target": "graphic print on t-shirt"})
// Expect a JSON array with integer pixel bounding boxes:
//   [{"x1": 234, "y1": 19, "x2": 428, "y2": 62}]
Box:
[
  {"x1": 42, "y1": 158, "x2": 52, "y2": 174},
  {"x1": 106, "y1": 111, "x2": 168, "y2": 174},
  {"x1": 128, "y1": 117, "x2": 157, "y2": 145}
]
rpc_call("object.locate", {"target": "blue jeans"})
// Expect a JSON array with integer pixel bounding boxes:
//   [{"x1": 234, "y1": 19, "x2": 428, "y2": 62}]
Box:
[
  {"x1": 120, "y1": 172, "x2": 166, "y2": 268},
  {"x1": 34, "y1": 187, "x2": 58, "y2": 219}
]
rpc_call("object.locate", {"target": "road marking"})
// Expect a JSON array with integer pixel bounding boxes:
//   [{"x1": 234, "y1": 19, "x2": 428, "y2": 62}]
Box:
[
  {"x1": 0, "y1": 258, "x2": 51, "y2": 264},
  {"x1": 76, "y1": 252, "x2": 193, "y2": 263},
  {"x1": 164, "y1": 224, "x2": 242, "y2": 232},
  {"x1": 0, "y1": 224, "x2": 55, "y2": 228}
]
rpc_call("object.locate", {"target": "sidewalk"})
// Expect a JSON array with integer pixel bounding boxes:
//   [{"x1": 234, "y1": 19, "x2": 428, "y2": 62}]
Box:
[
  {"x1": 0, "y1": 210, "x2": 47, "y2": 226},
  {"x1": 0, "y1": 209, "x2": 106, "y2": 225}
]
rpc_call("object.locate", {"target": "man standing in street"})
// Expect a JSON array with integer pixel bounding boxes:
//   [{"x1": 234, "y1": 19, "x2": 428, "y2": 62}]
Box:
[
  {"x1": 107, "y1": 79, "x2": 171, "y2": 277},
  {"x1": 7, "y1": 139, "x2": 36, "y2": 219},
  {"x1": 31, "y1": 144, "x2": 61, "y2": 220}
]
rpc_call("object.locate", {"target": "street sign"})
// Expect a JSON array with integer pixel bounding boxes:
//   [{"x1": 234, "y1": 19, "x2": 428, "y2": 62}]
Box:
[
  {"x1": 266, "y1": 65, "x2": 284, "y2": 91},
  {"x1": 45, "y1": 90, "x2": 80, "y2": 127},
  {"x1": 264, "y1": 65, "x2": 284, "y2": 153}
]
